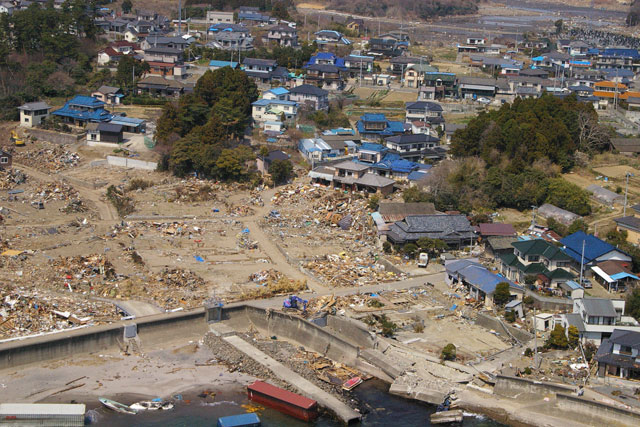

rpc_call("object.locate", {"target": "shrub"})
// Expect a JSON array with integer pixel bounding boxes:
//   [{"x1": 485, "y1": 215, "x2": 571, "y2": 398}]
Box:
[
  {"x1": 403, "y1": 243, "x2": 418, "y2": 258},
  {"x1": 413, "y1": 321, "x2": 425, "y2": 333},
  {"x1": 523, "y1": 296, "x2": 535, "y2": 306},
  {"x1": 127, "y1": 178, "x2": 153, "y2": 192},
  {"x1": 379, "y1": 314, "x2": 398, "y2": 337},
  {"x1": 368, "y1": 194, "x2": 380, "y2": 211},
  {"x1": 441, "y1": 343, "x2": 457, "y2": 361},
  {"x1": 524, "y1": 348, "x2": 533, "y2": 357},
  {"x1": 382, "y1": 241, "x2": 392, "y2": 254},
  {"x1": 523, "y1": 367, "x2": 532, "y2": 375},
  {"x1": 493, "y1": 282, "x2": 511, "y2": 306},
  {"x1": 545, "y1": 324, "x2": 569, "y2": 349},
  {"x1": 367, "y1": 299, "x2": 385, "y2": 308},
  {"x1": 505, "y1": 310, "x2": 516, "y2": 323}
]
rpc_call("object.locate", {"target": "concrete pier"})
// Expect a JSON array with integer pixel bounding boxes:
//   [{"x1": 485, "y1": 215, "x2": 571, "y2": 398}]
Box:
[{"x1": 222, "y1": 335, "x2": 361, "y2": 424}]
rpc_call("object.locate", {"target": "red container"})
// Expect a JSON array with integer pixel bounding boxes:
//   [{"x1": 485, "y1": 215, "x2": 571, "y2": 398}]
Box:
[{"x1": 247, "y1": 380, "x2": 318, "y2": 422}]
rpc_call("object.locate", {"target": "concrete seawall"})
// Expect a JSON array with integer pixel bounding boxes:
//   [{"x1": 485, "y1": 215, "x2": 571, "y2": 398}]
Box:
[
  {"x1": 0, "y1": 308, "x2": 206, "y2": 370},
  {"x1": 218, "y1": 305, "x2": 365, "y2": 364},
  {"x1": 475, "y1": 313, "x2": 533, "y2": 344},
  {"x1": 494, "y1": 374, "x2": 575, "y2": 398},
  {"x1": 556, "y1": 392, "x2": 640, "y2": 427}
]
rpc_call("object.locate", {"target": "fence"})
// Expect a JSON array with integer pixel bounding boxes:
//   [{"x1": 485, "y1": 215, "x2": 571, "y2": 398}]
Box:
[{"x1": 105, "y1": 156, "x2": 157, "y2": 170}]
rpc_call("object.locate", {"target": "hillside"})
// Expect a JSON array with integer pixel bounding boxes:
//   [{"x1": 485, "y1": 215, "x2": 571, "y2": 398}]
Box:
[{"x1": 321, "y1": 0, "x2": 480, "y2": 19}]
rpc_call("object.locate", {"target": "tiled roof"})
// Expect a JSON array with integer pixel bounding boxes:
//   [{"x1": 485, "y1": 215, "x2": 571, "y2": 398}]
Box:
[
  {"x1": 511, "y1": 239, "x2": 572, "y2": 261},
  {"x1": 581, "y1": 298, "x2": 617, "y2": 317}
]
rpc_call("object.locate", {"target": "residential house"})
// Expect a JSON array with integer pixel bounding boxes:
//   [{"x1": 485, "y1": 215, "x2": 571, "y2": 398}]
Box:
[
  {"x1": 405, "y1": 101, "x2": 444, "y2": 126},
  {"x1": 52, "y1": 96, "x2": 111, "y2": 126},
  {"x1": 596, "y1": 329, "x2": 640, "y2": 379},
  {"x1": 346, "y1": 18, "x2": 364, "y2": 34},
  {"x1": 137, "y1": 76, "x2": 184, "y2": 97},
  {"x1": 242, "y1": 58, "x2": 289, "y2": 85},
  {"x1": 143, "y1": 47, "x2": 183, "y2": 64},
  {"x1": 403, "y1": 64, "x2": 440, "y2": 88},
  {"x1": 595, "y1": 48, "x2": 640, "y2": 72},
  {"x1": 314, "y1": 30, "x2": 350, "y2": 47},
  {"x1": 257, "y1": 150, "x2": 290, "y2": 175},
  {"x1": 356, "y1": 113, "x2": 406, "y2": 140},
  {"x1": 357, "y1": 150, "x2": 432, "y2": 181},
  {"x1": 419, "y1": 73, "x2": 457, "y2": 99},
  {"x1": 458, "y1": 77, "x2": 497, "y2": 99},
  {"x1": 17, "y1": 101, "x2": 51, "y2": 128},
  {"x1": 384, "y1": 134, "x2": 440, "y2": 163},
  {"x1": 537, "y1": 203, "x2": 580, "y2": 226},
  {"x1": 206, "y1": 11, "x2": 234, "y2": 25},
  {"x1": 499, "y1": 239, "x2": 575, "y2": 288},
  {"x1": 288, "y1": 84, "x2": 329, "y2": 110},
  {"x1": 304, "y1": 64, "x2": 345, "y2": 90},
  {"x1": 532, "y1": 51, "x2": 572, "y2": 70},
  {"x1": 251, "y1": 98, "x2": 297, "y2": 127},
  {"x1": 378, "y1": 202, "x2": 437, "y2": 223},
  {"x1": 343, "y1": 54, "x2": 374, "y2": 78},
  {"x1": 238, "y1": 7, "x2": 272, "y2": 24},
  {"x1": 0, "y1": 149, "x2": 12, "y2": 170},
  {"x1": 519, "y1": 68, "x2": 549, "y2": 79},
  {"x1": 567, "y1": 40, "x2": 591, "y2": 57},
  {"x1": 591, "y1": 260, "x2": 638, "y2": 293},
  {"x1": 298, "y1": 137, "x2": 357, "y2": 163},
  {"x1": 108, "y1": 116, "x2": 146, "y2": 133},
  {"x1": 331, "y1": 161, "x2": 395, "y2": 195},
  {"x1": 387, "y1": 215, "x2": 475, "y2": 248},
  {"x1": 561, "y1": 231, "x2": 632, "y2": 275},
  {"x1": 263, "y1": 25, "x2": 298, "y2": 47},
  {"x1": 475, "y1": 223, "x2": 517, "y2": 239},
  {"x1": 506, "y1": 75, "x2": 548, "y2": 99},
  {"x1": 207, "y1": 30, "x2": 254, "y2": 51},
  {"x1": 97, "y1": 47, "x2": 127, "y2": 66},
  {"x1": 368, "y1": 38, "x2": 405, "y2": 57},
  {"x1": 446, "y1": 259, "x2": 523, "y2": 308},
  {"x1": 141, "y1": 35, "x2": 190, "y2": 51},
  {"x1": 91, "y1": 86, "x2": 123, "y2": 105},
  {"x1": 86, "y1": 122, "x2": 124, "y2": 144},
  {"x1": 110, "y1": 40, "x2": 139, "y2": 54},
  {"x1": 469, "y1": 55, "x2": 521, "y2": 75},
  {"x1": 0, "y1": 2, "x2": 14, "y2": 14},
  {"x1": 592, "y1": 80, "x2": 640, "y2": 109},
  {"x1": 390, "y1": 56, "x2": 422, "y2": 75},
  {"x1": 485, "y1": 236, "x2": 519, "y2": 258},
  {"x1": 563, "y1": 298, "x2": 640, "y2": 345},
  {"x1": 262, "y1": 87, "x2": 290, "y2": 101},
  {"x1": 615, "y1": 216, "x2": 640, "y2": 245},
  {"x1": 444, "y1": 123, "x2": 465, "y2": 144}
]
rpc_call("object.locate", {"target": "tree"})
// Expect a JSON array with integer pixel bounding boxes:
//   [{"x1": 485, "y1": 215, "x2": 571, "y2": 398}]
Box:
[
  {"x1": 568, "y1": 325, "x2": 580, "y2": 349},
  {"x1": 441, "y1": 343, "x2": 456, "y2": 361},
  {"x1": 493, "y1": 282, "x2": 511, "y2": 306},
  {"x1": 116, "y1": 55, "x2": 148, "y2": 89},
  {"x1": 546, "y1": 178, "x2": 592, "y2": 216},
  {"x1": 403, "y1": 243, "x2": 418, "y2": 258},
  {"x1": 554, "y1": 19, "x2": 564, "y2": 35},
  {"x1": 568, "y1": 219, "x2": 588, "y2": 235},
  {"x1": 577, "y1": 110, "x2": 611, "y2": 154},
  {"x1": 122, "y1": 0, "x2": 133, "y2": 14},
  {"x1": 546, "y1": 217, "x2": 568, "y2": 237},
  {"x1": 416, "y1": 237, "x2": 447, "y2": 256},
  {"x1": 269, "y1": 159, "x2": 293, "y2": 185},
  {"x1": 626, "y1": 288, "x2": 640, "y2": 321},
  {"x1": 368, "y1": 194, "x2": 380, "y2": 211},
  {"x1": 524, "y1": 275, "x2": 538, "y2": 286},
  {"x1": 546, "y1": 324, "x2": 569, "y2": 349},
  {"x1": 271, "y1": 1, "x2": 290, "y2": 20}
]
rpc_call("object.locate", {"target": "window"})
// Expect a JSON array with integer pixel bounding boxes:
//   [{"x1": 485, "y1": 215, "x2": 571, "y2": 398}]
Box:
[
  {"x1": 528, "y1": 255, "x2": 540, "y2": 262},
  {"x1": 0, "y1": 157, "x2": 8, "y2": 164},
  {"x1": 620, "y1": 345, "x2": 633, "y2": 356}
]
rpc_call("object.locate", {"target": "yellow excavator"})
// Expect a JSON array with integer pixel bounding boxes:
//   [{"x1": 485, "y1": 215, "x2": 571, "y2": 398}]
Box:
[{"x1": 10, "y1": 130, "x2": 24, "y2": 147}]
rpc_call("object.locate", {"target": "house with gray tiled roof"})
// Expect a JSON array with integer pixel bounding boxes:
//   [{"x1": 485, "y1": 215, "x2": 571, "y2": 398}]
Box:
[{"x1": 386, "y1": 215, "x2": 475, "y2": 248}]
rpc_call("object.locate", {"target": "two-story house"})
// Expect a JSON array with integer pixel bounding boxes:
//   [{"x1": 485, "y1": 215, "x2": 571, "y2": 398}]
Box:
[
  {"x1": 289, "y1": 84, "x2": 329, "y2": 110},
  {"x1": 18, "y1": 101, "x2": 51, "y2": 128},
  {"x1": 560, "y1": 231, "x2": 632, "y2": 273},
  {"x1": 206, "y1": 10, "x2": 234, "y2": 25},
  {"x1": 562, "y1": 298, "x2": 640, "y2": 345},
  {"x1": 208, "y1": 30, "x2": 254, "y2": 51},
  {"x1": 304, "y1": 64, "x2": 344, "y2": 91},
  {"x1": 91, "y1": 86, "x2": 123, "y2": 105},
  {"x1": 596, "y1": 329, "x2": 640, "y2": 380},
  {"x1": 403, "y1": 64, "x2": 440, "y2": 88},
  {"x1": 384, "y1": 134, "x2": 441, "y2": 163},
  {"x1": 344, "y1": 54, "x2": 374, "y2": 78},
  {"x1": 141, "y1": 36, "x2": 190, "y2": 51},
  {"x1": 499, "y1": 239, "x2": 575, "y2": 288},
  {"x1": 356, "y1": 113, "x2": 406, "y2": 140},
  {"x1": 251, "y1": 98, "x2": 298, "y2": 127},
  {"x1": 405, "y1": 101, "x2": 444, "y2": 127},
  {"x1": 595, "y1": 48, "x2": 640, "y2": 72},
  {"x1": 314, "y1": 30, "x2": 351, "y2": 47},
  {"x1": 419, "y1": 73, "x2": 457, "y2": 100},
  {"x1": 331, "y1": 160, "x2": 395, "y2": 195},
  {"x1": 51, "y1": 95, "x2": 112, "y2": 126},
  {"x1": 242, "y1": 58, "x2": 289, "y2": 85},
  {"x1": 263, "y1": 25, "x2": 298, "y2": 47}
]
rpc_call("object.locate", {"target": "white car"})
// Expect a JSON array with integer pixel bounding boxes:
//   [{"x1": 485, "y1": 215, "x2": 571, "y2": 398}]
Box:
[{"x1": 477, "y1": 97, "x2": 491, "y2": 105}]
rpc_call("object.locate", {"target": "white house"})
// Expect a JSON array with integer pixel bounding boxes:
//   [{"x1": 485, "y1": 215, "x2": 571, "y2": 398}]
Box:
[
  {"x1": 18, "y1": 102, "x2": 51, "y2": 128},
  {"x1": 251, "y1": 99, "x2": 298, "y2": 126}
]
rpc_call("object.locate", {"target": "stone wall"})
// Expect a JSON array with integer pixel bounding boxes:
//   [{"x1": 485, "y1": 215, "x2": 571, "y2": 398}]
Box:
[
  {"x1": 493, "y1": 374, "x2": 575, "y2": 398},
  {"x1": 556, "y1": 392, "x2": 640, "y2": 427},
  {"x1": 27, "y1": 128, "x2": 85, "y2": 145}
]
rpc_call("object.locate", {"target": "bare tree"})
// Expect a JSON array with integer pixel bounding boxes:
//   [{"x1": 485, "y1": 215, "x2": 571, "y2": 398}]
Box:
[{"x1": 577, "y1": 111, "x2": 610, "y2": 153}]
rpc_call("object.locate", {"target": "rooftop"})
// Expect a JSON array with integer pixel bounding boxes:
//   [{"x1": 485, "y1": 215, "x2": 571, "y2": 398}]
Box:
[{"x1": 561, "y1": 231, "x2": 620, "y2": 264}]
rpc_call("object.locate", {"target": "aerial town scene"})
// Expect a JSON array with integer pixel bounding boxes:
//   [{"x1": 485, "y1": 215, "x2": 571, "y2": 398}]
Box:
[{"x1": 3, "y1": 0, "x2": 640, "y2": 425}]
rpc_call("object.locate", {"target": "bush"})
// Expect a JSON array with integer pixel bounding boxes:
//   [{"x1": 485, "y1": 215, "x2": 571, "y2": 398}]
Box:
[
  {"x1": 523, "y1": 296, "x2": 535, "y2": 306},
  {"x1": 493, "y1": 282, "x2": 511, "y2": 306},
  {"x1": 382, "y1": 241, "x2": 392, "y2": 254},
  {"x1": 524, "y1": 348, "x2": 533, "y2": 357},
  {"x1": 568, "y1": 325, "x2": 580, "y2": 348},
  {"x1": 379, "y1": 314, "x2": 398, "y2": 337},
  {"x1": 413, "y1": 321, "x2": 425, "y2": 333},
  {"x1": 505, "y1": 310, "x2": 516, "y2": 323},
  {"x1": 403, "y1": 243, "x2": 418, "y2": 258},
  {"x1": 368, "y1": 194, "x2": 380, "y2": 211},
  {"x1": 441, "y1": 343, "x2": 457, "y2": 361},
  {"x1": 545, "y1": 324, "x2": 569, "y2": 349},
  {"x1": 367, "y1": 299, "x2": 385, "y2": 308},
  {"x1": 523, "y1": 367, "x2": 532, "y2": 375},
  {"x1": 127, "y1": 178, "x2": 153, "y2": 192}
]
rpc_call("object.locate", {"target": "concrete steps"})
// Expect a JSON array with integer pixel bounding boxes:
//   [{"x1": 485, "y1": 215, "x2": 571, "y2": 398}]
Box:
[{"x1": 222, "y1": 334, "x2": 361, "y2": 424}]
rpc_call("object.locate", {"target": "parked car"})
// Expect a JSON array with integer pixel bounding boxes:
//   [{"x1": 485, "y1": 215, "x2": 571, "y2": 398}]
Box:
[
  {"x1": 477, "y1": 97, "x2": 491, "y2": 105},
  {"x1": 581, "y1": 279, "x2": 592, "y2": 289}
]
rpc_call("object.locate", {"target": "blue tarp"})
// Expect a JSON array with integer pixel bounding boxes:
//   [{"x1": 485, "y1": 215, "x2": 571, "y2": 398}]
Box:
[
  {"x1": 194, "y1": 255, "x2": 204, "y2": 262},
  {"x1": 561, "y1": 231, "x2": 619, "y2": 264}
]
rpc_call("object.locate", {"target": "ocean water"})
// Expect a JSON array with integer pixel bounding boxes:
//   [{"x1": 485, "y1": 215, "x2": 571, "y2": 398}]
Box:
[{"x1": 92, "y1": 379, "x2": 503, "y2": 426}]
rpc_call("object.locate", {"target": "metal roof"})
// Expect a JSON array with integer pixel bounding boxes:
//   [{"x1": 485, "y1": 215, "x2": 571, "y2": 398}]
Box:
[
  {"x1": 0, "y1": 403, "x2": 86, "y2": 416},
  {"x1": 580, "y1": 298, "x2": 617, "y2": 318},
  {"x1": 248, "y1": 380, "x2": 316, "y2": 409},
  {"x1": 18, "y1": 101, "x2": 51, "y2": 111},
  {"x1": 561, "y1": 231, "x2": 621, "y2": 264}
]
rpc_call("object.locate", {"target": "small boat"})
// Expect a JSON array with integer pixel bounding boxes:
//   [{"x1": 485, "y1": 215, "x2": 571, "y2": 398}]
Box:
[
  {"x1": 129, "y1": 400, "x2": 174, "y2": 411},
  {"x1": 98, "y1": 397, "x2": 137, "y2": 415},
  {"x1": 217, "y1": 412, "x2": 261, "y2": 427},
  {"x1": 430, "y1": 409, "x2": 463, "y2": 424},
  {"x1": 342, "y1": 376, "x2": 363, "y2": 391}
]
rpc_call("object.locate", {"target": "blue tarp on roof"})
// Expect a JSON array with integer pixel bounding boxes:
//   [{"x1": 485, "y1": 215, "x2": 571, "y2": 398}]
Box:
[
  {"x1": 602, "y1": 48, "x2": 640, "y2": 58},
  {"x1": 267, "y1": 87, "x2": 289, "y2": 96},
  {"x1": 360, "y1": 143, "x2": 387, "y2": 152},
  {"x1": 561, "y1": 231, "x2": 619, "y2": 264},
  {"x1": 361, "y1": 113, "x2": 387, "y2": 122},
  {"x1": 68, "y1": 95, "x2": 105, "y2": 108},
  {"x1": 408, "y1": 170, "x2": 429, "y2": 181},
  {"x1": 209, "y1": 60, "x2": 238, "y2": 68},
  {"x1": 611, "y1": 272, "x2": 640, "y2": 281},
  {"x1": 53, "y1": 97, "x2": 111, "y2": 122}
]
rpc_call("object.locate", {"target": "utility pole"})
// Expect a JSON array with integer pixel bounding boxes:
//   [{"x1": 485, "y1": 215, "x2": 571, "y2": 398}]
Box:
[
  {"x1": 624, "y1": 171, "x2": 631, "y2": 216},
  {"x1": 533, "y1": 306, "x2": 538, "y2": 370},
  {"x1": 530, "y1": 205, "x2": 537, "y2": 229},
  {"x1": 579, "y1": 239, "x2": 586, "y2": 286},
  {"x1": 178, "y1": 0, "x2": 182, "y2": 35}
]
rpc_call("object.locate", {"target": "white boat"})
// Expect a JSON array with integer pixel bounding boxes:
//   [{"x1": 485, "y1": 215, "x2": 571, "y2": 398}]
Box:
[
  {"x1": 129, "y1": 401, "x2": 174, "y2": 411},
  {"x1": 98, "y1": 398, "x2": 137, "y2": 415}
]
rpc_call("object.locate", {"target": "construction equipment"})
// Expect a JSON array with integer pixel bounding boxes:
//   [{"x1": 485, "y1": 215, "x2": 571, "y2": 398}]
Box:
[
  {"x1": 283, "y1": 295, "x2": 307, "y2": 312},
  {"x1": 10, "y1": 130, "x2": 24, "y2": 147}
]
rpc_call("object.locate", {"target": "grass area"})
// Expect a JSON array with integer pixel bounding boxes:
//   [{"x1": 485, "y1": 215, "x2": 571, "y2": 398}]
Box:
[{"x1": 429, "y1": 47, "x2": 457, "y2": 62}]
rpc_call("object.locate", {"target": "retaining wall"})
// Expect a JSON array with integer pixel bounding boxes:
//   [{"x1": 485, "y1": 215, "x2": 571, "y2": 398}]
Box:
[
  {"x1": 27, "y1": 128, "x2": 85, "y2": 145},
  {"x1": 106, "y1": 156, "x2": 157, "y2": 170},
  {"x1": 493, "y1": 375, "x2": 575, "y2": 398},
  {"x1": 325, "y1": 315, "x2": 376, "y2": 349},
  {"x1": 0, "y1": 308, "x2": 206, "y2": 370},
  {"x1": 474, "y1": 312, "x2": 533, "y2": 343},
  {"x1": 217, "y1": 304, "x2": 362, "y2": 364},
  {"x1": 556, "y1": 392, "x2": 640, "y2": 427}
]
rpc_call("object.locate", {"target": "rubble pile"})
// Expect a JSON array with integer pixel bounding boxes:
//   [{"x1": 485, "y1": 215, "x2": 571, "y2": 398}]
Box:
[
  {"x1": 304, "y1": 253, "x2": 403, "y2": 287},
  {"x1": 249, "y1": 269, "x2": 283, "y2": 284},
  {"x1": 241, "y1": 273, "x2": 307, "y2": 300},
  {"x1": 0, "y1": 169, "x2": 27, "y2": 190},
  {"x1": 0, "y1": 286, "x2": 116, "y2": 339},
  {"x1": 61, "y1": 198, "x2": 88, "y2": 213},
  {"x1": 30, "y1": 181, "x2": 80, "y2": 202},
  {"x1": 173, "y1": 183, "x2": 218, "y2": 202},
  {"x1": 228, "y1": 204, "x2": 255, "y2": 217},
  {"x1": 158, "y1": 268, "x2": 206, "y2": 291},
  {"x1": 237, "y1": 229, "x2": 258, "y2": 250},
  {"x1": 13, "y1": 143, "x2": 80, "y2": 170}
]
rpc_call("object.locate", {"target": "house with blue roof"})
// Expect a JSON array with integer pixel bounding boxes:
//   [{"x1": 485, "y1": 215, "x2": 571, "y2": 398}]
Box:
[
  {"x1": 251, "y1": 98, "x2": 297, "y2": 128},
  {"x1": 356, "y1": 114, "x2": 406, "y2": 140},
  {"x1": 446, "y1": 259, "x2": 523, "y2": 308},
  {"x1": 262, "y1": 87, "x2": 290, "y2": 101},
  {"x1": 52, "y1": 96, "x2": 112, "y2": 126},
  {"x1": 561, "y1": 231, "x2": 631, "y2": 272},
  {"x1": 384, "y1": 133, "x2": 442, "y2": 163},
  {"x1": 596, "y1": 48, "x2": 640, "y2": 72}
]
